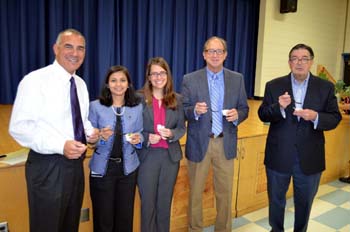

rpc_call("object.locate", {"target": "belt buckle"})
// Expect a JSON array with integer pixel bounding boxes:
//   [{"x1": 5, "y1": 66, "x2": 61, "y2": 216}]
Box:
[
  {"x1": 209, "y1": 133, "x2": 223, "y2": 138},
  {"x1": 109, "y1": 157, "x2": 122, "y2": 163}
]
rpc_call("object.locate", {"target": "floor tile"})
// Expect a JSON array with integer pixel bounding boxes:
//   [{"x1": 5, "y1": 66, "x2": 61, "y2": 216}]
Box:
[
  {"x1": 241, "y1": 207, "x2": 268, "y2": 222},
  {"x1": 328, "y1": 181, "x2": 349, "y2": 189},
  {"x1": 303, "y1": 220, "x2": 336, "y2": 232},
  {"x1": 340, "y1": 201, "x2": 350, "y2": 210},
  {"x1": 313, "y1": 207, "x2": 350, "y2": 229},
  {"x1": 285, "y1": 197, "x2": 294, "y2": 209},
  {"x1": 341, "y1": 184, "x2": 350, "y2": 192},
  {"x1": 318, "y1": 189, "x2": 350, "y2": 206},
  {"x1": 232, "y1": 223, "x2": 269, "y2": 232},
  {"x1": 277, "y1": 210, "x2": 294, "y2": 230},
  {"x1": 315, "y1": 184, "x2": 337, "y2": 197},
  {"x1": 253, "y1": 210, "x2": 294, "y2": 231},
  {"x1": 309, "y1": 198, "x2": 337, "y2": 218},
  {"x1": 203, "y1": 225, "x2": 214, "y2": 232},
  {"x1": 285, "y1": 220, "x2": 337, "y2": 232},
  {"x1": 339, "y1": 224, "x2": 350, "y2": 232},
  {"x1": 232, "y1": 217, "x2": 250, "y2": 229},
  {"x1": 204, "y1": 180, "x2": 350, "y2": 232},
  {"x1": 254, "y1": 216, "x2": 270, "y2": 230}
]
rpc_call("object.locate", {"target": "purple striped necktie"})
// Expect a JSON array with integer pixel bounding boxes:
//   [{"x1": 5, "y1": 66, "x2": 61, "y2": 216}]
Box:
[{"x1": 70, "y1": 77, "x2": 86, "y2": 145}]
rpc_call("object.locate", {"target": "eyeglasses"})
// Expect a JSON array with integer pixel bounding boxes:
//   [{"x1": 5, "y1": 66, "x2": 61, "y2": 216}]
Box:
[
  {"x1": 289, "y1": 57, "x2": 312, "y2": 64},
  {"x1": 149, "y1": 71, "x2": 167, "y2": 78},
  {"x1": 205, "y1": 49, "x2": 225, "y2": 56}
]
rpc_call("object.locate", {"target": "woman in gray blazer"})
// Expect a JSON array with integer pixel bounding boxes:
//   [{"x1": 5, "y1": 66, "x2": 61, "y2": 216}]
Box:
[{"x1": 137, "y1": 57, "x2": 185, "y2": 232}]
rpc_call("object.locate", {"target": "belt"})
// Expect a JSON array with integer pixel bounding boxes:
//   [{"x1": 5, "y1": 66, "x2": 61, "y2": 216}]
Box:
[
  {"x1": 209, "y1": 132, "x2": 224, "y2": 138},
  {"x1": 109, "y1": 157, "x2": 122, "y2": 163}
]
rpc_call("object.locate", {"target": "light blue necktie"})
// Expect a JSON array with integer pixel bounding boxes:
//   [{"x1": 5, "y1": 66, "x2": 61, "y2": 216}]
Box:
[{"x1": 210, "y1": 74, "x2": 222, "y2": 136}]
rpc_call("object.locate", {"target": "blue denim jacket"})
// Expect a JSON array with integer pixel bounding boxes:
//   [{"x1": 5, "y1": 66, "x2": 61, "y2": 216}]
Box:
[{"x1": 88, "y1": 100, "x2": 143, "y2": 176}]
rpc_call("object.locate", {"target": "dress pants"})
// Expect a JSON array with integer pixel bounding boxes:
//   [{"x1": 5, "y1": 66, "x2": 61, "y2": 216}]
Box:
[
  {"x1": 187, "y1": 138, "x2": 234, "y2": 232},
  {"x1": 25, "y1": 150, "x2": 84, "y2": 232},
  {"x1": 90, "y1": 160, "x2": 137, "y2": 232},
  {"x1": 266, "y1": 164, "x2": 321, "y2": 232},
  {"x1": 137, "y1": 147, "x2": 179, "y2": 232}
]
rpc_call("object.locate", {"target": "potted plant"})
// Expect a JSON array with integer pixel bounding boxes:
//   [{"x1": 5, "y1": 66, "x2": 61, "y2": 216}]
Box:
[
  {"x1": 335, "y1": 80, "x2": 345, "y2": 97},
  {"x1": 318, "y1": 71, "x2": 328, "y2": 81},
  {"x1": 335, "y1": 80, "x2": 350, "y2": 114}
]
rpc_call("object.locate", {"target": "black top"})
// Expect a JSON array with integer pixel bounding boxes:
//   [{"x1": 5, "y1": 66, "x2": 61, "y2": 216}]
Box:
[{"x1": 110, "y1": 107, "x2": 123, "y2": 159}]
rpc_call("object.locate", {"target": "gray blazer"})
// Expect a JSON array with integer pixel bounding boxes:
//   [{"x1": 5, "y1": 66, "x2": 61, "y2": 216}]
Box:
[
  {"x1": 181, "y1": 68, "x2": 249, "y2": 162},
  {"x1": 138, "y1": 94, "x2": 185, "y2": 163}
]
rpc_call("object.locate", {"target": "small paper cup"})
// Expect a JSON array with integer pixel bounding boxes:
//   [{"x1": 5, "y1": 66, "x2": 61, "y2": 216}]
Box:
[
  {"x1": 157, "y1": 124, "x2": 165, "y2": 131},
  {"x1": 125, "y1": 133, "x2": 133, "y2": 142}
]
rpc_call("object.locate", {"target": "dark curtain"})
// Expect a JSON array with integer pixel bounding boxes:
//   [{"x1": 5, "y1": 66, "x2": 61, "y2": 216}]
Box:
[{"x1": 0, "y1": 0, "x2": 260, "y2": 104}]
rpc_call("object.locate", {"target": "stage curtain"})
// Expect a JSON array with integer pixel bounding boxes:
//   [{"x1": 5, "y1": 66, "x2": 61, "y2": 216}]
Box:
[{"x1": 0, "y1": 0, "x2": 260, "y2": 104}]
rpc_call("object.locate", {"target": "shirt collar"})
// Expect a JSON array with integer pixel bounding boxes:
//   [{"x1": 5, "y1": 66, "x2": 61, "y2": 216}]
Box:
[
  {"x1": 206, "y1": 67, "x2": 224, "y2": 80},
  {"x1": 53, "y1": 60, "x2": 77, "y2": 82},
  {"x1": 291, "y1": 72, "x2": 310, "y2": 86}
]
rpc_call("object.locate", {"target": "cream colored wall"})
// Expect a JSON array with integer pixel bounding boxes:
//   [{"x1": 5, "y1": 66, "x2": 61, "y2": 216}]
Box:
[
  {"x1": 255, "y1": 0, "x2": 348, "y2": 97},
  {"x1": 345, "y1": 1, "x2": 350, "y2": 52}
]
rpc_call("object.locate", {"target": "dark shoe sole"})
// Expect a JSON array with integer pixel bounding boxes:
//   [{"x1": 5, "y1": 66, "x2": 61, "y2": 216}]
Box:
[{"x1": 339, "y1": 176, "x2": 350, "y2": 183}]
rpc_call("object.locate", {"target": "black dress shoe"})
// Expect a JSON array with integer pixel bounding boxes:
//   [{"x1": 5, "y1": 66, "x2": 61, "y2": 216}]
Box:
[{"x1": 339, "y1": 176, "x2": 350, "y2": 183}]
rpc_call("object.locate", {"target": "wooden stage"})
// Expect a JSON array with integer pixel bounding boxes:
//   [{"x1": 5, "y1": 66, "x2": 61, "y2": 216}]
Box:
[{"x1": 0, "y1": 100, "x2": 349, "y2": 232}]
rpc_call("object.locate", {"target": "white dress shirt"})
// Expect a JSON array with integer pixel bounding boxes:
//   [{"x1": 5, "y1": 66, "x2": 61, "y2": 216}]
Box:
[{"x1": 9, "y1": 60, "x2": 93, "y2": 155}]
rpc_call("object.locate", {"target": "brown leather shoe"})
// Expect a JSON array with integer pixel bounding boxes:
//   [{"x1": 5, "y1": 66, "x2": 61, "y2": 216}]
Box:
[{"x1": 339, "y1": 176, "x2": 350, "y2": 184}]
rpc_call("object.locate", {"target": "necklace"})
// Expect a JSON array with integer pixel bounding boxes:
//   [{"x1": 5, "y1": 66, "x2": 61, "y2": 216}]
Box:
[{"x1": 111, "y1": 106, "x2": 125, "y2": 116}]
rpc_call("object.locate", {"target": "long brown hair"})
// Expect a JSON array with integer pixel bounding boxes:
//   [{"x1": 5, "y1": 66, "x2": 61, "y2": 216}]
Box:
[{"x1": 142, "y1": 57, "x2": 177, "y2": 110}]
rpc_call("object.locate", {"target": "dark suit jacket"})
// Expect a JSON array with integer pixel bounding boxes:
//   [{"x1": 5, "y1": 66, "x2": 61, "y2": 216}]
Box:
[
  {"x1": 181, "y1": 68, "x2": 249, "y2": 162},
  {"x1": 138, "y1": 94, "x2": 185, "y2": 163},
  {"x1": 258, "y1": 73, "x2": 342, "y2": 175}
]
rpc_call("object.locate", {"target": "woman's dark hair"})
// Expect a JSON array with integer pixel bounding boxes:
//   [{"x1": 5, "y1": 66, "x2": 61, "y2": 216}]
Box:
[
  {"x1": 99, "y1": 65, "x2": 140, "y2": 107},
  {"x1": 141, "y1": 57, "x2": 177, "y2": 110}
]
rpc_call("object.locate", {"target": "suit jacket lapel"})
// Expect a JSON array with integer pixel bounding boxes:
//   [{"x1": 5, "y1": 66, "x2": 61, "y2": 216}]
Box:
[
  {"x1": 303, "y1": 75, "x2": 317, "y2": 109},
  {"x1": 144, "y1": 103, "x2": 154, "y2": 131},
  {"x1": 284, "y1": 74, "x2": 297, "y2": 121},
  {"x1": 285, "y1": 74, "x2": 294, "y2": 101},
  {"x1": 223, "y1": 69, "x2": 233, "y2": 107},
  {"x1": 165, "y1": 108, "x2": 172, "y2": 128},
  {"x1": 198, "y1": 69, "x2": 211, "y2": 105}
]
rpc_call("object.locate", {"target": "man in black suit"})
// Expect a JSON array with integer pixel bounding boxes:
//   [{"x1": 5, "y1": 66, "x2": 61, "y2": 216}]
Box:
[{"x1": 258, "y1": 44, "x2": 342, "y2": 232}]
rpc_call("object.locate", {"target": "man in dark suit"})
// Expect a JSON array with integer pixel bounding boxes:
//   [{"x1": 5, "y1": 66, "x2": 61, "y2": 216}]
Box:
[
  {"x1": 258, "y1": 43, "x2": 342, "y2": 232},
  {"x1": 181, "y1": 36, "x2": 249, "y2": 232}
]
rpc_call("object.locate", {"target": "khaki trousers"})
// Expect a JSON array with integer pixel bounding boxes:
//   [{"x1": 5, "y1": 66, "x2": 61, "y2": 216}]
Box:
[{"x1": 187, "y1": 138, "x2": 234, "y2": 232}]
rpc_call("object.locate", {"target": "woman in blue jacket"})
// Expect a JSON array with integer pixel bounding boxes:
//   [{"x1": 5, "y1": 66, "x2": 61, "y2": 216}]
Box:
[{"x1": 89, "y1": 65, "x2": 143, "y2": 232}]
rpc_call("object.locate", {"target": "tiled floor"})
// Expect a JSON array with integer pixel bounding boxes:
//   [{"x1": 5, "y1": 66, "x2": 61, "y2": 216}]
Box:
[{"x1": 204, "y1": 180, "x2": 350, "y2": 232}]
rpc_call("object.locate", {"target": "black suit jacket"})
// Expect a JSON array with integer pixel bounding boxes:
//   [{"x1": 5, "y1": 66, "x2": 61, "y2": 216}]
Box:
[{"x1": 258, "y1": 73, "x2": 342, "y2": 175}]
